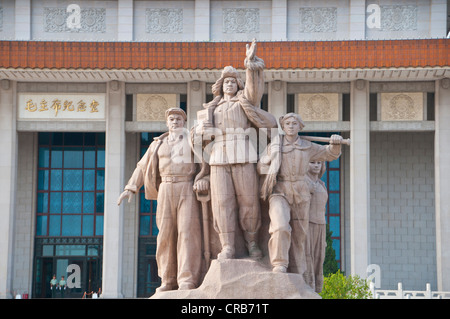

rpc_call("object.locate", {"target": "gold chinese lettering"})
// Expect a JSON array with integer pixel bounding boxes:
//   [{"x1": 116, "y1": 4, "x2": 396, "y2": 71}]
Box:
[
  {"x1": 90, "y1": 100, "x2": 99, "y2": 113},
  {"x1": 51, "y1": 99, "x2": 62, "y2": 117},
  {"x1": 77, "y1": 100, "x2": 87, "y2": 112},
  {"x1": 63, "y1": 100, "x2": 74, "y2": 112},
  {"x1": 25, "y1": 99, "x2": 37, "y2": 112},
  {"x1": 39, "y1": 99, "x2": 48, "y2": 112}
]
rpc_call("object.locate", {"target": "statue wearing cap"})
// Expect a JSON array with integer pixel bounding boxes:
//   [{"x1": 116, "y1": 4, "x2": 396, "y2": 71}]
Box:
[
  {"x1": 118, "y1": 107, "x2": 209, "y2": 293},
  {"x1": 197, "y1": 40, "x2": 277, "y2": 261},
  {"x1": 257, "y1": 112, "x2": 343, "y2": 277}
]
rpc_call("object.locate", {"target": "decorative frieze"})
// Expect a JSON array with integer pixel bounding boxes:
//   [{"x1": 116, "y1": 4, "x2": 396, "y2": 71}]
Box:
[
  {"x1": 299, "y1": 7, "x2": 337, "y2": 33},
  {"x1": 297, "y1": 93, "x2": 339, "y2": 121},
  {"x1": 380, "y1": 5, "x2": 417, "y2": 31},
  {"x1": 223, "y1": 8, "x2": 259, "y2": 33},
  {"x1": 44, "y1": 7, "x2": 106, "y2": 33},
  {"x1": 136, "y1": 94, "x2": 177, "y2": 121},
  {"x1": 380, "y1": 92, "x2": 423, "y2": 121},
  {"x1": 146, "y1": 9, "x2": 183, "y2": 34}
]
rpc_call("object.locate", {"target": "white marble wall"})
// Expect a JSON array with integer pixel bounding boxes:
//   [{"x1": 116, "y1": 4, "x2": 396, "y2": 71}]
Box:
[{"x1": 1, "y1": 0, "x2": 445, "y2": 41}]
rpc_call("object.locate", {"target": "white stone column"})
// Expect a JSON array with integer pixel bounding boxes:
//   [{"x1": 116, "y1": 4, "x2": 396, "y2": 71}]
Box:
[
  {"x1": 194, "y1": 0, "x2": 210, "y2": 41},
  {"x1": 268, "y1": 80, "x2": 286, "y2": 127},
  {"x1": 349, "y1": 0, "x2": 365, "y2": 40},
  {"x1": 272, "y1": 0, "x2": 287, "y2": 41},
  {"x1": 349, "y1": 79, "x2": 370, "y2": 278},
  {"x1": 187, "y1": 80, "x2": 206, "y2": 129},
  {"x1": 430, "y1": 0, "x2": 447, "y2": 38},
  {"x1": 0, "y1": 80, "x2": 17, "y2": 299},
  {"x1": 15, "y1": 0, "x2": 31, "y2": 40},
  {"x1": 435, "y1": 78, "x2": 450, "y2": 291},
  {"x1": 102, "y1": 81, "x2": 126, "y2": 298},
  {"x1": 118, "y1": 0, "x2": 134, "y2": 41}
]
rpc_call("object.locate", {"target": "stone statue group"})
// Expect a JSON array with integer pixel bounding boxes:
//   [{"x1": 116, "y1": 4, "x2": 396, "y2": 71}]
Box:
[{"x1": 117, "y1": 40, "x2": 346, "y2": 295}]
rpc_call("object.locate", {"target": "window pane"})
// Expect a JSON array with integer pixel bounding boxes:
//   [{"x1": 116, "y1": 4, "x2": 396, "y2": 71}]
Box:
[
  {"x1": 52, "y1": 133, "x2": 63, "y2": 146},
  {"x1": 63, "y1": 170, "x2": 83, "y2": 191},
  {"x1": 37, "y1": 193, "x2": 48, "y2": 213},
  {"x1": 64, "y1": 148, "x2": 83, "y2": 168},
  {"x1": 97, "y1": 133, "x2": 105, "y2": 146},
  {"x1": 329, "y1": 216, "x2": 340, "y2": 237},
  {"x1": 84, "y1": 148, "x2": 96, "y2": 168},
  {"x1": 62, "y1": 215, "x2": 81, "y2": 236},
  {"x1": 55, "y1": 245, "x2": 85, "y2": 256},
  {"x1": 140, "y1": 216, "x2": 150, "y2": 236},
  {"x1": 83, "y1": 192, "x2": 95, "y2": 214},
  {"x1": 42, "y1": 245, "x2": 53, "y2": 256},
  {"x1": 62, "y1": 192, "x2": 82, "y2": 214},
  {"x1": 51, "y1": 148, "x2": 63, "y2": 168},
  {"x1": 332, "y1": 239, "x2": 340, "y2": 260},
  {"x1": 87, "y1": 245, "x2": 99, "y2": 256},
  {"x1": 85, "y1": 133, "x2": 96, "y2": 146},
  {"x1": 96, "y1": 193, "x2": 104, "y2": 213},
  {"x1": 38, "y1": 170, "x2": 49, "y2": 191},
  {"x1": 96, "y1": 170, "x2": 105, "y2": 190},
  {"x1": 84, "y1": 170, "x2": 95, "y2": 191},
  {"x1": 95, "y1": 215, "x2": 103, "y2": 236},
  {"x1": 49, "y1": 215, "x2": 61, "y2": 236},
  {"x1": 36, "y1": 215, "x2": 47, "y2": 236},
  {"x1": 49, "y1": 192, "x2": 61, "y2": 214},
  {"x1": 82, "y1": 215, "x2": 94, "y2": 236},
  {"x1": 39, "y1": 147, "x2": 50, "y2": 168},
  {"x1": 329, "y1": 170, "x2": 340, "y2": 191},
  {"x1": 329, "y1": 158, "x2": 340, "y2": 169},
  {"x1": 140, "y1": 193, "x2": 149, "y2": 213},
  {"x1": 39, "y1": 132, "x2": 50, "y2": 145},
  {"x1": 50, "y1": 170, "x2": 62, "y2": 191},
  {"x1": 64, "y1": 133, "x2": 83, "y2": 146},
  {"x1": 329, "y1": 193, "x2": 340, "y2": 214},
  {"x1": 97, "y1": 148, "x2": 105, "y2": 168},
  {"x1": 152, "y1": 215, "x2": 159, "y2": 236}
]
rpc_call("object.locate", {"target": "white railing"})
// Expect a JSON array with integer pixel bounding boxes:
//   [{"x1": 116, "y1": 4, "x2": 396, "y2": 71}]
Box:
[{"x1": 370, "y1": 282, "x2": 450, "y2": 299}]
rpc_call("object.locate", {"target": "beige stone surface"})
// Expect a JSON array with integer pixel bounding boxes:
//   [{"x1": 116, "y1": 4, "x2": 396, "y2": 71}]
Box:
[
  {"x1": 136, "y1": 94, "x2": 177, "y2": 121},
  {"x1": 151, "y1": 259, "x2": 321, "y2": 299},
  {"x1": 380, "y1": 92, "x2": 424, "y2": 121},
  {"x1": 297, "y1": 93, "x2": 339, "y2": 121}
]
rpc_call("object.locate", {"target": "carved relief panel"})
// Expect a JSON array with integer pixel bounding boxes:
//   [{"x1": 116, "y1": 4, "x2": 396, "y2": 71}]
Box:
[
  {"x1": 299, "y1": 7, "x2": 337, "y2": 33},
  {"x1": 380, "y1": 5, "x2": 418, "y2": 31},
  {"x1": 44, "y1": 7, "x2": 106, "y2": 33},
  {"x1": 146, "y1": 9, "x2": 183, "y2": 34},
  {"x1": 137, "y1": 94, "x2": 177, "y2": 121},
  {"x1": 380, "y1": 92, "x2": 424, "y2": 121},
  {"x1": 223, "y1": 8, "x2": 260, "y2": 33},
  {"x1": 297, "y1": 93, "x2": 339, "y2": 121}
]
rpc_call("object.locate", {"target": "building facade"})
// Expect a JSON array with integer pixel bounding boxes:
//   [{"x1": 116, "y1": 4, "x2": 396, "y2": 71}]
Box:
[{"x1": 0, "y1": 0, "x2": 449, "y2": 298}]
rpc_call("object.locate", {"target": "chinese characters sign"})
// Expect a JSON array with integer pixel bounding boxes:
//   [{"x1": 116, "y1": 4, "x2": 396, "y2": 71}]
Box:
[{"x1": 18, "y1": 93, "x2": 106, "y2": 120}]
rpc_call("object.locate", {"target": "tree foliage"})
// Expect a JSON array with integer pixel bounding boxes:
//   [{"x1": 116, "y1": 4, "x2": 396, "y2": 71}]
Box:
[
  {"x1": 323, "y1": 224, "x2": 339, "y2": 276},
  {"x1": 320, "y1": 270, "x2": 372, "y2": 299}
]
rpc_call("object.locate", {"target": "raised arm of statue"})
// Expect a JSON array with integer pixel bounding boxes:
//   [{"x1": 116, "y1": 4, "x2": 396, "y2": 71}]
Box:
[{"x1": 243, "y1": 39, "x2": 265, "y2": 107}]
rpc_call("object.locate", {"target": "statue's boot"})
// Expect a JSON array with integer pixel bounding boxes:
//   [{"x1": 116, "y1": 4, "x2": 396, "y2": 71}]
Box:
[
  {"x1": 155, "y1": 282, "x2": 176, "y2": 293},
  {"x1": 244, "y1": 231, "x2": 263, "y2": 259},
  {"x1": 217, "y1": 232, "x2": 235, "y2": 260}
]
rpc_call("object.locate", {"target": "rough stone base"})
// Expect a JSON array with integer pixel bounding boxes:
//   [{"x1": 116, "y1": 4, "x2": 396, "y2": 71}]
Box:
[{"x1": 150, "y1": 258, "x2": 321, "y2": 299}]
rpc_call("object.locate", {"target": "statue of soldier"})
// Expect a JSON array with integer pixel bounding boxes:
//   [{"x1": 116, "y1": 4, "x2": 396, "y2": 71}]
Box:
[
  {"x1": 198, "y1": 40, "x2": 277, "y2": 260},
  {"x1": 257, "y1": 113, "x2": 343, "y2": 276}
]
